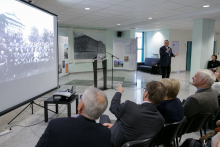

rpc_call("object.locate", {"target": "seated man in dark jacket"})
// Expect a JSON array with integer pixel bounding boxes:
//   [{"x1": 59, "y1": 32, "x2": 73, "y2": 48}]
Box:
[
  {"x1": 36, "y1": 88, "x2": 111, "y2": 147},
  {"x1": 100, "y1": 82, "x2": 166, "y2": 147},
  {"x1": 183, "y1": 69, "x2": 218, "y2": 118},
  {"x1": 157, "y1": 78, "x2": 184, "y2": 123},
  {"x1": 207, "y1": 55, "x2": 220, "y2": 72}
]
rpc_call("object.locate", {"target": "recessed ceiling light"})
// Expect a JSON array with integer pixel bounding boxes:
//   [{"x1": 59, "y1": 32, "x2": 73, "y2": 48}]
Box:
[
  {"x1": 85, "y1": 8, "x2": 90, "y2": 10},
  {"x1": 117, "y1": 24, "x2": 121, "y2": 25},
  {"x1": 148, "y1": 17, "x2": 153, "y2": 19},
  {"x1": 203, "y1": 5, "x2": 210, "y2": 7}
]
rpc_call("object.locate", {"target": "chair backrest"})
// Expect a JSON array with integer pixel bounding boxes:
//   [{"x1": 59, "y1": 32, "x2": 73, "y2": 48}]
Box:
[
  {"x1": 186, "y1": 114, "x2": 211, "y2": 133},
  {"x1": 151, "y1": 116, "x2": 186, "y2": 146},
  {"x1": 208, "y1": 106, "x2": 220, "y2": 129},
  {"x1": 144, "y1": 58, "x2": 160, "y2": 66},
  {"x1": 122, "y1": 138, "x2": 153, "y2": 147},
  {"x1": 202, "y1": 115, "x2": 212, "y2": 131},
  {"x1": 177, "y1": 114, "x2": 211, "y2": 137}
]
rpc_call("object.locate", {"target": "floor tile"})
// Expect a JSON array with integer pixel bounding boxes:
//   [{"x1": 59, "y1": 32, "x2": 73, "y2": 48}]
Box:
[{"x1": 99, "y1": 76, "x2": 125, "y2": 81}]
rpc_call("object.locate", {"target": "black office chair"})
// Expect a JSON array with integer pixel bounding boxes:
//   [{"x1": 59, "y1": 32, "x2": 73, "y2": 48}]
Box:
[
  {"x1": 122, "y1": 138, "x2": 153, "y2": 147},
  {"x1": 176, "y1": 114, "x2": 211, "y2": 146},
  {"x1": 208, "y1": 106, "x2": 220, "y2": 130},
  {"x1": 201, "y1": 115, "x2": 212, "y2": 136},
  {"x1": 150, "y1": 117, "x2": 186, "y2": 147}
]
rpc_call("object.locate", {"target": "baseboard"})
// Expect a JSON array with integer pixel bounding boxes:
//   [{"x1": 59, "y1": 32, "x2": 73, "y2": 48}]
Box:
[
  {"x1": 170, "y1": 70, "x2": 186, "y2": 73},
  {"x1": 69, "y1": 69, "x2": 136, "y2": 74}
]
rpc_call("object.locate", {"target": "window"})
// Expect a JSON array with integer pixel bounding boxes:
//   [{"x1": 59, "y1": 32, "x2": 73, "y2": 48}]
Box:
[{"x1": 135, "y1": 32, "x2": 144, "y2": 62}]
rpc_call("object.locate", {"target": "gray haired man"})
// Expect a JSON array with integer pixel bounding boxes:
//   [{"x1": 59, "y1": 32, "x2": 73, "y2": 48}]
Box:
[
  {"x1": 183, "y1": 69, "x2": 218, "y2": 118},
  {"x1": 36, "y1": 88, "x2": 111, "y2": 147}
]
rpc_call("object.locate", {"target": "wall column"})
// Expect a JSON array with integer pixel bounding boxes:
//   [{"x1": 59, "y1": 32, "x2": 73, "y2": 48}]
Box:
[{"x1": 190, "y1": 18, "x2": 215, "y2": 82}]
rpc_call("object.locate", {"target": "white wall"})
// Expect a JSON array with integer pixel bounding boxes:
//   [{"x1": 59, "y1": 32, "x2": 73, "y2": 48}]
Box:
[
  {"x1": 169, "y1": 29, "x2": 192, "y2": 71},
  {"x1": 145, "y1": 29, "x2": 169, "y2": 58}
]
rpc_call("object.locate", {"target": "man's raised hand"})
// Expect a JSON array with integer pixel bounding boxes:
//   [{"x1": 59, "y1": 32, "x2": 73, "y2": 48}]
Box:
[{"x1": 117, "y1": 83, "x2": 124, "y2": 94}]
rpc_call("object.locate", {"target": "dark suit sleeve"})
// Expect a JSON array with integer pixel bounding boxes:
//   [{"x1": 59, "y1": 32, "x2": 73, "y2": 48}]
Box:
[
  {"x1": 183, "y1": 97, "x2": 199, "y2": 118},
  {"x1": 207, "y1": 61, "x2": 211, "y2": 69},
  {"x1": 160, "y1": 46, "x2": 168, "y2": 57},
  {"x1": 109, "y1": 92, "x2": 127, "y2": 119},
  {"x1": 35, "y1": 121, "x2": 53, "y2": 147},
  {"x1": 170, "y1": 49, "x2": 175, "y2": 57}
]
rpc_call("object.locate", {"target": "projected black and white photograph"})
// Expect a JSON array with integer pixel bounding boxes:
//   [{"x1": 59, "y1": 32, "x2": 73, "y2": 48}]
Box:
[
  {"x1": 74, "y1": 32, "x2": 106, "y2": 59},
  {"x1": 0, "y1": 0, "x2": 55, "y2": 84}
]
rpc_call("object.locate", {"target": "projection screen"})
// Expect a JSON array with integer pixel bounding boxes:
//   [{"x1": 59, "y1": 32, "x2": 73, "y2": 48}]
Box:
[{"x1": 0, "y1": 0, "x2": 58, "y2": 115}]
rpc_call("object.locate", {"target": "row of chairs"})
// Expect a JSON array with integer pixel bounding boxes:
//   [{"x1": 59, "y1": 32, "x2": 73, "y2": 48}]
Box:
[{"x1": 122, "y1": 113, "x2": 216, "y2": 147}]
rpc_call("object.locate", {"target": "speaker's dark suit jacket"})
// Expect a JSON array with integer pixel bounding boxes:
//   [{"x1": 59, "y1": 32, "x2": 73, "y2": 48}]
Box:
[
  {"x1": 36, "y1": 115, "x2": 111, "y2": 147},
  {"x1": 159, "y1": 46, "x2": 175, "y2": 67},
  {"x1": 109, "y1": 92, "x2": 165, "y2": 147},
  {"x1": 183, "y1": 88, "x2": 218, "y2": 118}
]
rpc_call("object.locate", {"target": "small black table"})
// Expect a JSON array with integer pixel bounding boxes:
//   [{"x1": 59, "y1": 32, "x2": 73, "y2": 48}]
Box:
[{"x1": 44, "y1": 95, "x2": 78, "y2": 122}]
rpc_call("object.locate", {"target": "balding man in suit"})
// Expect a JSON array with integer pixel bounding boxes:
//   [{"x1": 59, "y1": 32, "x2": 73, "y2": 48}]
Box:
[{"x1": 160, "y1": 40, "x2": 178, "y2": 78}]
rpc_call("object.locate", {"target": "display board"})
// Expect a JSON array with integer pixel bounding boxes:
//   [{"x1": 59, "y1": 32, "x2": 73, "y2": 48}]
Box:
[
  {"x1": 58, "y1": 36, "x2": 69, "y2": 77},
  {"x1": 172, "y1": 41, "x2": 179, "y2": 54},
  {"x1": 113, "y1": 38, "x2": 137, "y2": 70}
]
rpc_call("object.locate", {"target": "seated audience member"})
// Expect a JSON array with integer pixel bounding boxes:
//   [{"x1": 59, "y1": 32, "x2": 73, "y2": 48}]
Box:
[
  {"x1": 157, "y1": 78, "x2": 184, "y2": 123},
  {"x1": 212, "y1": 67, "x2": 220, "y2": 95},
  {"x1": 183, "y1": 69, "x2": 218, "y2": 118},
  {"x1": 207, "y1": 55, "x2": 220, "y2": 72},
  {"x1": 36, "y1": 88, "x2": 111, "y2": 147},
  {"x1": 100, "y1": 82, "x2": 166, "y2": 147}
]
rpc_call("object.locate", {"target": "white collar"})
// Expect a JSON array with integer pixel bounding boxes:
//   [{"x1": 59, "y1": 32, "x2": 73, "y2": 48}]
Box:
[{"x1": 142, "y1": 101, "x2": 151, "y2": 104}]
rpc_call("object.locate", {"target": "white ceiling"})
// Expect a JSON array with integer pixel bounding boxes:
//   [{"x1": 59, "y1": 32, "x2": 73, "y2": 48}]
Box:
[{"x1": 31, "y1": 0, "x2": 220, "y2": 32}]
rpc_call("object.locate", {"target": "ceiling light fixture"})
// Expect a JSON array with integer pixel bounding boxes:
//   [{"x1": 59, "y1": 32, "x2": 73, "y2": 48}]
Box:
[
  {"x1": 148, "y1": 17, "x2": 153, "y2": 19},
  {"x1": 85, "y1": 8, "x2": 90, "y2": 10},
  {"x1": 203, "y1": 5, "x2": 210, "y2": 7},
  {"x1": 117, "y1": 24, "x2": 121, "y2": 26}
]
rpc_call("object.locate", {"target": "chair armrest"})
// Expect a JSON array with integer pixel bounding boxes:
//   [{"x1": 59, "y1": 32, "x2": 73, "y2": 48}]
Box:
[{"x1": 137, "y1": 62, "x2": 144, "y2": 65}]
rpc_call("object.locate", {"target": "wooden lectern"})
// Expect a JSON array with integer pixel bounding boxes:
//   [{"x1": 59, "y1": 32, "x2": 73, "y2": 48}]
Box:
[{"x1": 92, "y1": 59, "x2": 107, "y2": 90}]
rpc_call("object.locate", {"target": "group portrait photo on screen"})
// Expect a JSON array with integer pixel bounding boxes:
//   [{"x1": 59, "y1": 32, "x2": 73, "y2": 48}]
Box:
[{"x1": 0, "y1": 0, "x2": 56, "y2": 84}]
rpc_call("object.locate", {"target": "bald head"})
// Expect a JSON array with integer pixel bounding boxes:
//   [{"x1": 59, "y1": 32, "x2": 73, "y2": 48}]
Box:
[{"x1": 81, "y1": 88, "x2": 108, "y2": 120}]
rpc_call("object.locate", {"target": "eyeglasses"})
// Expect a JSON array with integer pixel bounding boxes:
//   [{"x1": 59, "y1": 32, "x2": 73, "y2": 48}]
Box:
[{"x1": 80, "y1": 95, "x2": 83, "y2": 103}]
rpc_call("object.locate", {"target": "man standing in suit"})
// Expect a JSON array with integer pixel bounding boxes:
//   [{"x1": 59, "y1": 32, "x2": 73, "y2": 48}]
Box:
[
  {"x1": 160, "y1": 40, "x2": 178, "y2": 78},
  {"x1": 183, "y1": 69, "x2": 218, "y2": 118},
  {"x1": 100, "y1": 82, "x2": 166, "y2": 147},
  {"x1": 36, "y1": 88, "x2": 111, "y2": 147}
]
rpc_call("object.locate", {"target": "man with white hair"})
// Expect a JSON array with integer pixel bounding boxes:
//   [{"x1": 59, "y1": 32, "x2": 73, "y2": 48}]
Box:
[
  {"x1": 183, "y1": 69, "x2": 218, "y2": 118},
  {"x1": 36, "y1": 88, "x2": 111, "y2": 147}
]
